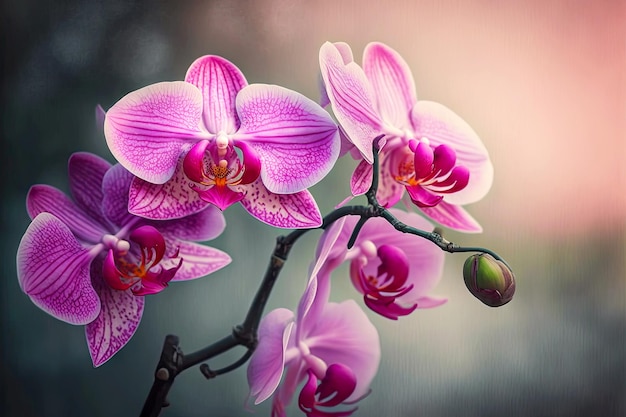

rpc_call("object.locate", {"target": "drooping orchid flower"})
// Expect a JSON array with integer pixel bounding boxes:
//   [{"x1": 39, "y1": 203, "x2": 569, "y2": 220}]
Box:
[
  {"x1": 315, "y1": 208, "x2": 446, "y2": 320},
  {"x1": 16, "y1": 152, "x2": 231, "y2": 366},
  {"x1": 104, "y1": 55, "x2": 340, "y2": 228},
  {"x1": 247, "y1": 243, "x2": 380, "y2": 417},
  {"x1": 319, "y1": 41, "x2": 493, "y2": 232}
]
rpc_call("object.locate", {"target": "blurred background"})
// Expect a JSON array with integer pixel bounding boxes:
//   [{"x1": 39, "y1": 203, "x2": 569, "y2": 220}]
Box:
[{"x1": 1, "y1": 0, "x2": 624, "y2": 416}]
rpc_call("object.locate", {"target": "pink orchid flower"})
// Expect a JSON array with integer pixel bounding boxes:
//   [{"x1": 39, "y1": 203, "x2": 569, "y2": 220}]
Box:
[
  {"x1": 16, "y1": 153, "x2": 231, "y2": 366},
  {"x1": 105, "y1": 55, "x2": 340, "y2": 228},
  {"x1": 315, "y1": 208, "x2": 446, "y2": 320},
  {"x1": 247, "y1": 244, "x2": 380, "y2": 417},
  {"x1": 319, "y1": 41, "x2": 493, "y2": 232}
]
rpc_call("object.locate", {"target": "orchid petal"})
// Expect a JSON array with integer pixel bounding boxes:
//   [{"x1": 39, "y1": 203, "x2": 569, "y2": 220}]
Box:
[
  {"x1": 364, "y1": 296, "x2": 417, "y2": 320},
  {"x1": 363, "y1": 42, "x2": 417, "y2": 130},
  {"x1": 234, "y1": 84, "x2": 340, "y2": 193},
  {"x1": 406, "y1": 185, "x2": 444, "y2": 208},
  {"x1": 104, "y1": 81, "x2": 206, "y2": 184},
  {"x1": 412, "y1": 141, "x2": 435, "y2": 179},
  {"x1": 411, "y1": 101, "x2": 493, "y2": 205},
  {"x1": 315, "y1": 364, "x2": 357, "y2": 407},
  {"x1": 182, "y1": 140, "x2": 210, "y2": 183},
  {"x1": 248, "y1": 308, "x2": 295, "y2": 404},
  {"x1": 130, "y1": 225, "x2": 166, "y2": 264},
  {"x1": 156, "y1": 205, "x2": 226, "y2": 241},
  {"x1": 68, "y1": 152, "x2": 112, "y2": 228},
  {"x1": 185, "y1": 55, "x2": 247, "y2": 134},
  {"x1": 17, "y1": 213, "x2": 101, "y2": 325},
  {"x1": 419, "y1": 200, "x2": 483, "y2": 233},
  {"x1": 27, "y1": 185, "x2": 107, "y2": 243},
  {"x1": 350, "y1": 160, "x2": 372, "y2": 197},
  {"x1": 306, "y1": 300, "x2": 380, "y2": 401},
  {"x1": 162, "y1": 239, "x2": 231, "y2": 281},
  {"x1": 127, "y1": 161, "x2": 209, "y2": 220},
  {"x1": 86, "y1": 270, "x2": 144, "y2": 367},
  {"x1": 376, "y1": 150, "x2": 406, "y2": 207},
  {"x1": 240, "y1": 179, "x2": 322, "y2": 228},
  {"x1": 101, "y1": 164, "x2": 135, "y2": 227},
  {"x1": 319, "y1": 42, "x2": 382, "y2": 163}
]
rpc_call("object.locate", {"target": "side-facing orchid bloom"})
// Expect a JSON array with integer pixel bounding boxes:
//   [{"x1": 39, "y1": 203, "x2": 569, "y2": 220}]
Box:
[
  {"x1": 319, "y1": 41, "x2": 493, "y2": 232},
  {"x1": 315, "y1": 209, "x2": 446, "y2": 320},
  {"x1": 16, "y1": 153, "x2": 231, "y2": 366},
  {"x1": 105, "y1": 55, "x2": 340, "y2": 228},
  {"x1": 247, "y1": 233, "x2": 380, "y2": 417}
]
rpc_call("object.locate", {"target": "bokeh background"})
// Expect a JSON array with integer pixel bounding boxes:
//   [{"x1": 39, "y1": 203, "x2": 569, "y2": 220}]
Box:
[{"x1": 1, "y1": 1, "x2": 625, "y2": 416}]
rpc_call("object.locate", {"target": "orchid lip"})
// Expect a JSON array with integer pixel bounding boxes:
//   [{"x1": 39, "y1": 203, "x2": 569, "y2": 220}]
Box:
[
  {"x1": 182, "y1": 139, "x2": 261, "y2": 210},
  {"x1": 102, "y1": 225, "x2": 182, "y2": 295}
]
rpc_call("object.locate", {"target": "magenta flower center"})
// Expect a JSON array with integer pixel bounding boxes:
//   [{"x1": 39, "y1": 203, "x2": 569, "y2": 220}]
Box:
[
  {"x1": 102, "y1": 225, "x2": 182, "y2": 296},
  {"x1": 393, "y1": 138, "x2": 470, "y2": 207},
  {"x1": 349, "y1": 242, "x2": 417, "y2": 319}
]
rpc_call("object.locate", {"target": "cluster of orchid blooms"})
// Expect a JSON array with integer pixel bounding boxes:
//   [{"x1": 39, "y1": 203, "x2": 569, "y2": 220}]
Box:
[{"x1": 16, "y1": 41, "x2": 514, "y2": 417}]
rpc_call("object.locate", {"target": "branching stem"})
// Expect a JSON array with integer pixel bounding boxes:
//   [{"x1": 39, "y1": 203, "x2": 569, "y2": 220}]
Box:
[{"x1": 139, "y1": 142, "x2": 510, "y2": 416}]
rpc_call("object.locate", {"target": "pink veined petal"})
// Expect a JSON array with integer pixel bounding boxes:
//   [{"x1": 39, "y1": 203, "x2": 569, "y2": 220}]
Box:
[
  {"x1": 239, "y1": 179, "x2": 322, "y2": 228},
  {"x1": 185, "y1": 55, "x2": 248, "y2": 134},
  {"x1": 419, "y1": 200, "x2": 483, "y2": 233},
  {"x1": 127, "y1": 161, "x2": 209, "y2": 220},
  {"x1": 319, "y1": 42, "x2": 354, "y2": 108},
  {"x1": 17, "y1": 213, "x2": 101, "y2": 325},
  {"x1": 68, "y1": 152, "x2": 112, "y2": 229},
  {"x1": 85, "y1": 270, "x2": 144, "y2": 367},
  {"x1": 319, "y1": 42, "x2": 382, "y2": 164},
  {"x1": 363, "y1": 42, "x2": 417, "y2": 130},
  {"x1": 376, "y1": 150, "x2": 406, "y2": 207},
  {"x1": 350, "y1": 160, "x2": 373, "y2": 197},
  {"x1": 27, "y1": 185, "x2": 107, "y2": 243},
  {"x1": 101, "y1": 164, "x2": 136, "y2": 227},
  {"x1": 162, "y1": 238, "x2": 231, "y2": 281},
  {"x1": 234, "y1": 84, "x2": 340, "y2": 193},
  {"x1": 155, "y1": 205, "x2": 226, "y2": 241},
  {"x1": 411, "y1": 101, "x2": 493, "y2": 205},
  {"x1": 248, "y1": 308, "x2": 295, "y2": 404},
  {"x1": 306, "y1": 300, "x2": 380, "y2": 402},
  {"x1": 104, "y1": 81, "x2": 206, "y2": 184}
]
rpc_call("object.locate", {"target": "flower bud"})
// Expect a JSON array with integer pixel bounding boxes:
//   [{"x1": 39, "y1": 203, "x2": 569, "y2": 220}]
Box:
[{"x1": 463, "y1": 253, "x2": 515, "y2": 307}]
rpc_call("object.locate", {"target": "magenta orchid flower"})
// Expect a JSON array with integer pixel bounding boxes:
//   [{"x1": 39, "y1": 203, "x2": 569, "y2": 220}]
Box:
[
  {"x1": 247, "y1": 245, "x2": 380, "y2": 417},
  {"x1": 16, "y1": 152, "x2": 231, "y2": 366},
  {"x1": 315, "y1": 208, "x2": 446, "y2": 320},
  {"x1": 104, "y1": 55, "x2": 340, "y2": 228},
  {"x1": 319, "y1": 41, "x2": 493, "y2": 232}
]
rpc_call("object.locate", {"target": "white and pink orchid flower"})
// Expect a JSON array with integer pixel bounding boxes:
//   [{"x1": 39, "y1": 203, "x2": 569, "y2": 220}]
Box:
[
  {"x1": 247, "y1": 243, "x2": 380, "y2": 417},
  {"x1": 105, "y1": 55, "x2": 340, "y2": 228},
  {"x1": 16, "y1": 153, "x2": 231, "y2": 366},
  {"x1": 319, "y1": 41, "x2": 493, "y2": 232},
  {"x1": 315, "y1": 208, "x2": 446, "y2": 320}
]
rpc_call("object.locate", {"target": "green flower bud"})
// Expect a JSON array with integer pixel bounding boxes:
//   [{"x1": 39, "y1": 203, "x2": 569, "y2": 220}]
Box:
[{"x1": 463, "y1": 253, "x2": 515, "y2": 307}]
